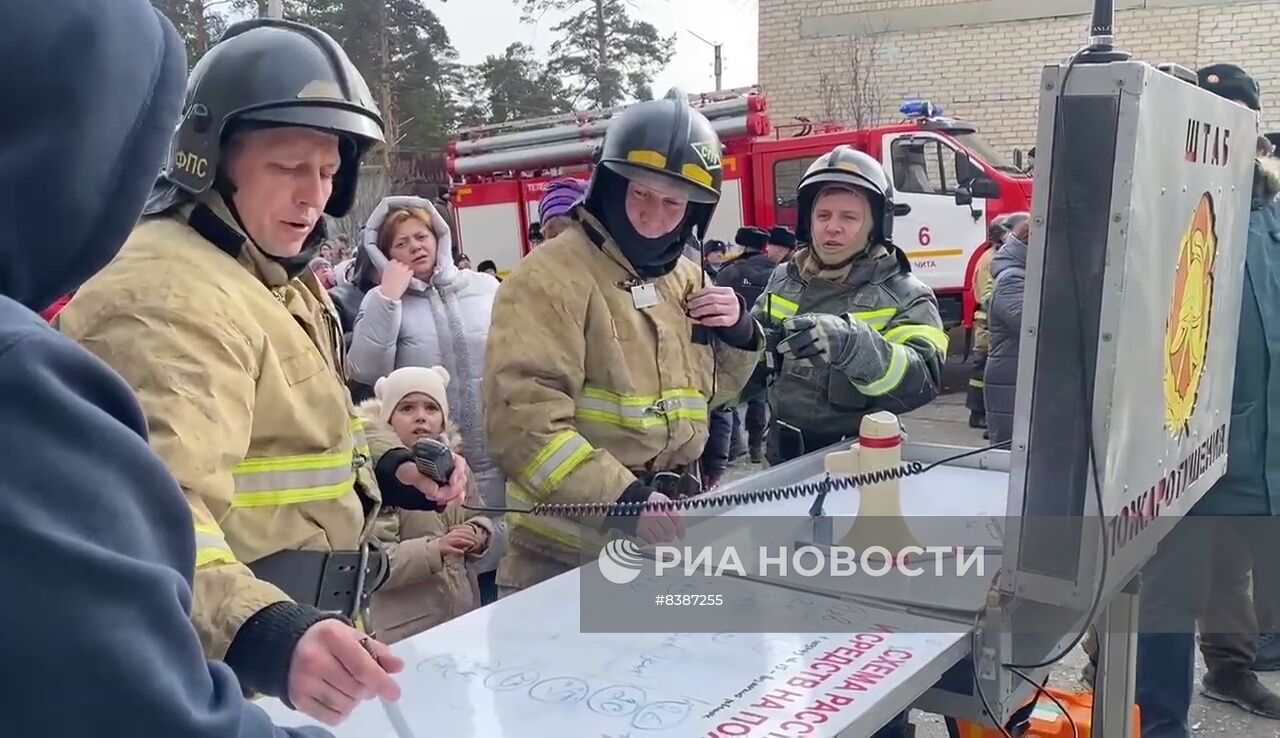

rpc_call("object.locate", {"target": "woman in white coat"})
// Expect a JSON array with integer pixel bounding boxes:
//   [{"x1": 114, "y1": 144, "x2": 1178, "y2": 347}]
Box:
[{"x1": 347, "y1": 195, "x2": 506, "y2": 601}]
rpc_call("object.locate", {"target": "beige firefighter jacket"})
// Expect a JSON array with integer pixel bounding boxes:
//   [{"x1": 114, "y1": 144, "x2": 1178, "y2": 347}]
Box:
[
  {"x1": 357, "y1": 399, "x2": 493, "y2": 643},
  {"x1": 972, "y1": 247, "x2": 996, "y2": 353},
  {"x1": 484, "y1": 211, "x2": 762, "y2": 589},
  {"x1": 57, "y1": 193, "x2": 378, "y2": 660}
]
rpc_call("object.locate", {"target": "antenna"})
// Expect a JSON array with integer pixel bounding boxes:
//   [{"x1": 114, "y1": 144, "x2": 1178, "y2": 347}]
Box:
[{"x1": 1075, "y1": 0, "x2": 1131, "y2": 63}]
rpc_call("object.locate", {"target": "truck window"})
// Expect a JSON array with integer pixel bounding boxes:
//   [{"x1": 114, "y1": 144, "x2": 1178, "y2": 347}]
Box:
[
  {"x1": 952, "y1": 131, "x2": 1025, "y2": 175},
  {"x1": 772, "y1": 157, "x2": 810, "y2": 228},
  {"x1": 891, "y1": 138, "x2": 959, "y2": 196}
]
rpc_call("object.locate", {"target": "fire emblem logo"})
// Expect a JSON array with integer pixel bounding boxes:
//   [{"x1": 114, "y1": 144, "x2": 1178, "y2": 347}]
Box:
[{"x1": 1164, "y1": 193, "x2": 1218, "y2": 436}]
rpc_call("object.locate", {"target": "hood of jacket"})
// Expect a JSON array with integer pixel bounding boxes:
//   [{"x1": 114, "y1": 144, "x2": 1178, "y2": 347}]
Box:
[
  {"x1": 362, "y1": 196, "x2": 459, "y2": 292},
  {"x1": 991, "y1": 236, "x2": 1027, "y2": 278},
  {"x1": 0, "y1": 0, "x2": 186, "y2": 311},
  {"x1": 789, "y1": 242, "x2": 911, "y2": 285}
]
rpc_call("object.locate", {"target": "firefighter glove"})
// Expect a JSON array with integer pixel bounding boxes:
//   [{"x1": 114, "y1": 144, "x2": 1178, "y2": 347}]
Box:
[{"x1": 777, "y1": 314, "x2": 852, "y2": 362}]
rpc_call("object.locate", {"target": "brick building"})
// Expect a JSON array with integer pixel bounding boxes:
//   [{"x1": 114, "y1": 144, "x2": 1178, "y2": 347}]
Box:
[{"x1": 759, "y1": 0, "x2": 1280, "y2": 159}]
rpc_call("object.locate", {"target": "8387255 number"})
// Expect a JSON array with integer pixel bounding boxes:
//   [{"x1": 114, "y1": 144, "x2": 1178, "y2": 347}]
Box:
[{"x1": 655, "y1": 594, "x2": 724, "y2": 607}]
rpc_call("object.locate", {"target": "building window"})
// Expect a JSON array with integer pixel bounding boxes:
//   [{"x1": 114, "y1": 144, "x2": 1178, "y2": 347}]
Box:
[{"x1": 891, "y1": 138, "x2": 959, "y2": 196}]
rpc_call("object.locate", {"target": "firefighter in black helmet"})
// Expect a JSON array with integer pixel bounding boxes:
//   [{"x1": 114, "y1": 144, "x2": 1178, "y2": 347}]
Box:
[
  {"x1": 752, "y1": 145, "x2": 946, "y2": 460},
  {"x1": 55, "y1": 19, "x2": 459, "y2": 725},
  {"x1": 483, "y1": 90, "x2": 764, "y2": 592},
  {"x1": 583, "y1": 88, "x2": 726, "y2": 274}
]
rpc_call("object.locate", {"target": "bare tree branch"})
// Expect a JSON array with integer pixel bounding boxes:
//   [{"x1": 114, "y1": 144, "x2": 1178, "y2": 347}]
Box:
[{"x1": 811, "y1": 27, "x2": 888, "y2": 128}]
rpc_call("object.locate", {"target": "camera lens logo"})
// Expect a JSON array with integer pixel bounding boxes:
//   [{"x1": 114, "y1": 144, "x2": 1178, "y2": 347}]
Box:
[{"x1": 597, "y1": 539, "x2": 645, "y2": 584}]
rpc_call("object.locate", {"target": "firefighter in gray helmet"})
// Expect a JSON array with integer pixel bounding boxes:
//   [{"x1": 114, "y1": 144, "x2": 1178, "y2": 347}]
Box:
[
  {"x1": 751, "y1": 145, "x2": 946, "y2": 459},
  {"x1": 484, "y1": 90, "x2": 762, "y2": 592},
  {"x1": 57, "y1": 19, "x2": 448, "y2": 726},
  {"x1": 748, "y1": 144, "x2": 945, "y2": 738}
]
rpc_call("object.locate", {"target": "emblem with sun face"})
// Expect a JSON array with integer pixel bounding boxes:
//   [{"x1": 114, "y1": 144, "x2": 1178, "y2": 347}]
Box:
[{"x1": 1164, "y1": 193, "x2": 1217, "y2": 436}]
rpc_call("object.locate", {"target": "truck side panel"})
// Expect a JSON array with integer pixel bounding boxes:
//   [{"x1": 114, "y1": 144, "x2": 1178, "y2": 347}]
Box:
[{"x1": 452, "y1": 181, "x2": 525, "y2": 273}]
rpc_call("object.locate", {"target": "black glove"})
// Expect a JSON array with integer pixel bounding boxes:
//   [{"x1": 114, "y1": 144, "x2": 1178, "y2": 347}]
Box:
[
  {"x1": 605, "y1": 481, "x2": 656, "y2": 535},
  {"x1": 776, "y1": 314, "x2": 852, "y2": 362}
]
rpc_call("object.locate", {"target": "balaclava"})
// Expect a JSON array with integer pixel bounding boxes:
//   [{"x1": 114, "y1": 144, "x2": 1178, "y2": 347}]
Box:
[{"x1": 588, "y1": 168, "x2": 692, "y2": 278}]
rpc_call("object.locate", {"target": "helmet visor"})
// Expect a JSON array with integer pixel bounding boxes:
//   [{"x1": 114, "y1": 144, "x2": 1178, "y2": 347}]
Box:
[
  {"x1": 601, "y1": 160, "x2": 719, "y2": 204},
  {"x1": 238, "y1": 103, "x2": 385, "y2": 146},
  {"x1": 799, "y1": 169, "x2": 885, "y2": 200}
]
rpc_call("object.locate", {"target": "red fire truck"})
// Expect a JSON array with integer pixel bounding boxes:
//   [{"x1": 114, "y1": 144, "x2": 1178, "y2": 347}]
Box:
[{"x1": 445, "y1": 89, "x2": 1031, "y2": 329}]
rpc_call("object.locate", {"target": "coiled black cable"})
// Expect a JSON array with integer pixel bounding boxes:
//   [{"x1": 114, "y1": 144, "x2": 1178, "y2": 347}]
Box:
[
  {"x1": 533, "y1": 461, "x2": 924, "y2": 517},
  {"x1": 463, "y1": 441, "x2": 1011, "y2": 518}
]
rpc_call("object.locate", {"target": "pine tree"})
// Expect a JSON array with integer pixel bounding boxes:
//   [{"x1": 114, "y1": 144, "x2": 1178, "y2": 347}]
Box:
[
  {"x1": 293, "y1": 0, "x2": 463, "y2": 153},
  {"x1": 463, "y1": 43, "x2": 573, "y2": 125},
  {"x1": 150, "y1": 0, "x2": 228, "y2": 63},
  {"x1": 522, "y1": 0, "x2": 674, "y2": 108}
]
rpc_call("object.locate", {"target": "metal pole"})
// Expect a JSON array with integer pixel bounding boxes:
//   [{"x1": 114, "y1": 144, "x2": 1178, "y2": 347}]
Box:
[
  {"x1": 267, "y1": 0, "x2": 284, "y2": 18},
  {"x1": 714, "y1": 44, "x2": 723, "y2": 92},
  {"x1": 687, "y1": 30, "x2": 722, "y2": 92},
  {"x1": 1091, "y1": 574, "x2": 1140, "y2": 737}
]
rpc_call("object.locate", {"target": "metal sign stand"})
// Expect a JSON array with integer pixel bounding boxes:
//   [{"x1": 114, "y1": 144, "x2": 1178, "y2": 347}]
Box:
[{"x1": 1091, "y1": 576, "x2": 1141, "y2": 736}]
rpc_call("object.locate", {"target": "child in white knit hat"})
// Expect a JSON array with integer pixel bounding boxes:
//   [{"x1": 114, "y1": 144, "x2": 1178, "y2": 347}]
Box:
[{"x1": 359, "y1": 366, "x2": 501, "y2": 642}]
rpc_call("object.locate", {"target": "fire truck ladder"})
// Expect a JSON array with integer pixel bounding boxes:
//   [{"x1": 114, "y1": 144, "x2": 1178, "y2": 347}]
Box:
[{"x1": 448, "y1": 87, "x2": 770, "y2": 177}]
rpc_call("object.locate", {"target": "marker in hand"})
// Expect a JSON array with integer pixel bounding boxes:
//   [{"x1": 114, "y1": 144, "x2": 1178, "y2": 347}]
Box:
[{"x1": 360, "y1": 636, "x2": 416, "y2": 738}]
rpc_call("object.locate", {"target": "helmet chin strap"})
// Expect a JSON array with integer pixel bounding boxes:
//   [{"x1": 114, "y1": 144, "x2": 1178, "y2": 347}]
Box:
[{"x1": 212, "y1": 169, "x2": 325, "y2": 279}]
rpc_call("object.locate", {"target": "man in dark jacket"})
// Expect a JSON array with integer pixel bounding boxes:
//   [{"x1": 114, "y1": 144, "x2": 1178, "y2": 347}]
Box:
[
  {"x1": 701, "y1": 233, "x2": 751, "y2": 480},
  {"x1": 1135, "y1": 64, "x2": 1280, "y2": 738},
  {"x1": 718, "y1": 226, "x2": 778, "y2": 461},
  {"x1": 0, "y1": 1, "x2": 331, "y2": 736},
  {"x1": 718, "y1": 227, "x2": 774, "y2": 306},
  {"x1": 703, "y1": 238, "x2": 731, "y2": 276},
  {"x1": 766, "y1": 225, "x2": 798, "y2": 264}
]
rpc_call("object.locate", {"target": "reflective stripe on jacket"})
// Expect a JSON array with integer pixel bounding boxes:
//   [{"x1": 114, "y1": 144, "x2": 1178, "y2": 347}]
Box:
[
  {"x1": 485, "y1": 211, "x2": 761, "y2": 588},
  {"x1": 58, "y1": 194, "x2": 377, "y2": 660},
  {"x1": 750, "y1": 244, "x2": 945, "y2": 439}
]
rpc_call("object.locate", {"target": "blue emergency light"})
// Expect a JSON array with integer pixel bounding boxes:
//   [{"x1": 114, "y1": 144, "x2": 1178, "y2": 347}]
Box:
[{"x1": 900, "y1": 100, "x2": 943, "y2": 120}]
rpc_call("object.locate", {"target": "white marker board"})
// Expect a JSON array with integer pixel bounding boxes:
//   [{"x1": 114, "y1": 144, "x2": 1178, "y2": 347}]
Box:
[
  {"x1": 258, "y1": 456, "x2": 1008, "y2": 737},
  {"x1": 258, "y1": 571, "x2": 967, "y2": 737}
]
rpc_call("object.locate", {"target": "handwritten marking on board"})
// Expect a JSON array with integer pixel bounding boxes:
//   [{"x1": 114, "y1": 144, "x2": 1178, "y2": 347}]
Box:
[
  {"x1": 484, "y1": 667, "x2": 542, "y2": 691},
  {"x1": 529, "y1": 677, "x2": 591, "y2": 705},
  {"x1": 632, "y1": 700, "x2": 692, "y2": 731},
  {"x1": 805, "y1": 604, "x2": 870, "y2": 627},
  {"x1": 629, "y1": 635, "x2": 694, "y2": 678},
  {"x1": 589, "y1": 685, "x2": 648, "y2": 716},
  {"x1": 416, "y1": 654, "x2": 501, "y2": 682}
]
